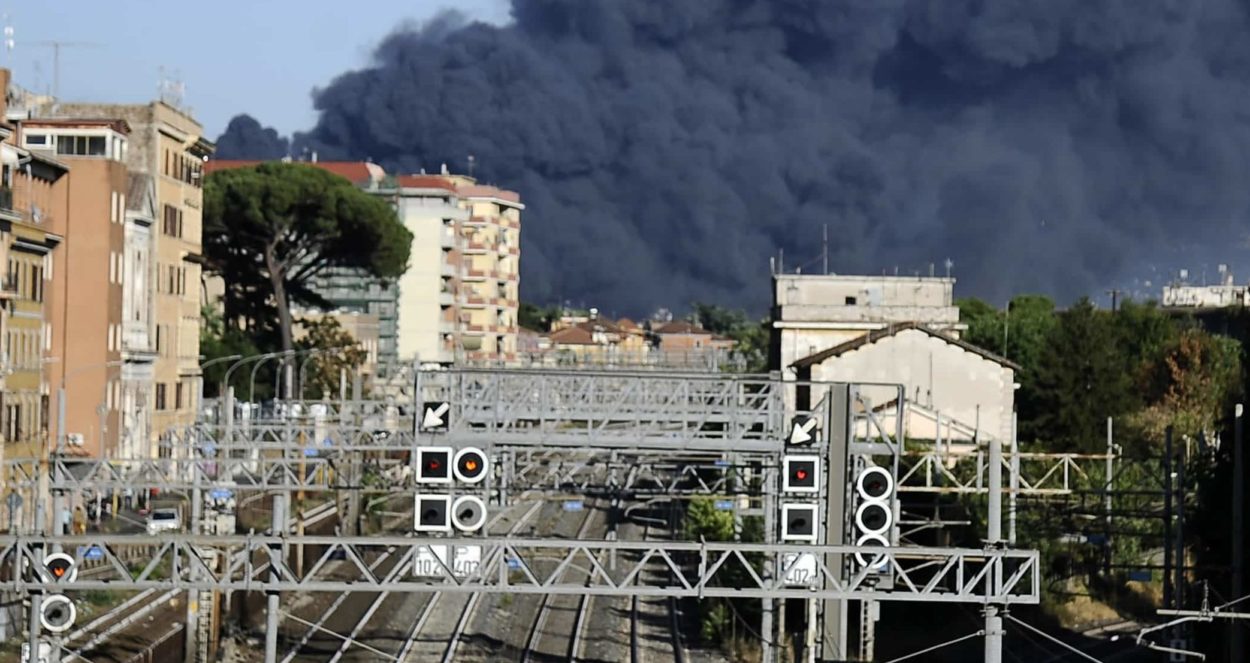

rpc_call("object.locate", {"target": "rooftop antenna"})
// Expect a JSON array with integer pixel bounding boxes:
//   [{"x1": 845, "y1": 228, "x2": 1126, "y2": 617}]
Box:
[
  {"x1": 467, "y1": 154, "x2": 476, "y2": 179},
  {"x1": 944, "y1": 258, "x2": 954, "y2": 279},
  {"x1": 822, "y1": 223, "x2": 828, "y2": 275},
  {"x1": 30, "y1": 40, "x2": 100, "y2": 100},
  {"x1": 3, "y1": 16, "x2": 14, "y2": 63},
  {"x1": 157, "y1": 66, "x2": 186, "y2": 109}
]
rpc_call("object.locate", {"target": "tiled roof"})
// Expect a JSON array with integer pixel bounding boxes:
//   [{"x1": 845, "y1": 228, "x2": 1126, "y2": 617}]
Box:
[
  {"x1": 396, "y1": 174, "x2": 457, "y2": 191},
  {"x1": 791, "y1": 322, "x2": 1020, "y2": 370},
  {"x1": 23, "y1": 118, "x2": 131, "y2": 134},
  {"x1": 617, "y1": 318, "x2": 640, "y2": 330},
  {"x1": 547, "y1": 326, "x2": 596, "y2": 345}
]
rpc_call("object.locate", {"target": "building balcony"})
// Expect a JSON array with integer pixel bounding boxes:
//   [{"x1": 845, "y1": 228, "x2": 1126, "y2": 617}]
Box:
[
  {"x1": 440, "y1": 290, "x2": 456, "y2": 306},
  {"x1": 465, "y1": 215, "x2": 490, "y2": 227},
  {"x1": 441, "y1": 261, "x2": 458, "y2": 277},
  {"x1": 441, "y1": 229, "x2": 456, "y2": 248},
  {"x1": 463, "y1": 239, "x2": 490, "y2": 254},
  {"x1": 463, "y1": 324, "x2": 488, "y2": 334},
  {"x1": 463, "y1": 268, "x2": 489, "y2": 281},
  {"x1": 462, "y1": 295, "x2": 488, "y2": 308}
]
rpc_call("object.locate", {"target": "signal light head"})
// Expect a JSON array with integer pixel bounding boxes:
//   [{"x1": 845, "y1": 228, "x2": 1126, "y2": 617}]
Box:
[
  {"x1": 856, "y1": 466, "x2": 893, "y2": 501},
  {"x1": 854, "y1": 533, "x2": 890, "y2": 570},
  {"x1": 42, "y1": 553, "x2": 77, "y2": 583},
  {"x1": 414, "y1": 494, "x2": 452, "y2": 532},
  {"x1": 782, "y1": 456, "x2": 820, "y2": 493},
  {"x1": 781, "y1": 503, "x2": 819, "y2": 542},
  {"x1": 451, "y1": 495, "x2": 487, "y2": 532},
  {"x1": 453, "y1": 448, "x2": 488, "y2": 484},
  {"x1": 416, "y1": 447, "x2": 453, "y2": 484},
  {"x1": 855, "y1": 501, "x2": 892, "y2": 535}
]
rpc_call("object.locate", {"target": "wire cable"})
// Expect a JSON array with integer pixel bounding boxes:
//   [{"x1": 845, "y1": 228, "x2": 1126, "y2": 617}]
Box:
[
  {"x1": 1007, "y1": 615, "x2": 1105, "y2": 663},
  {"x1": 879, "y1": 630, "x2": 984, "y2": 663}
]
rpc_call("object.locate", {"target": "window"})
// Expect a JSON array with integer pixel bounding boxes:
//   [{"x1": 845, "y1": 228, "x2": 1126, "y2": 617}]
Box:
[
  {"x1": 162, "y1": 205, "x2": 183, "y2": 237},
  {"x1": 155, "y1": 325, "x2": 163, "y2": 354},
  {"x1": 844, "y1": 296, "x2": 857, "y2": 306},
  {"x1": 54, "y1": 135, "x2": 107, "y2": 156},
  {"x1": 24, "y1": 134, "x2": 46, "y2": 146},
  {"x1": 156, "y1": 383, "x2": 167, "y2": 411},
  {"x1": 175, "y1": 383, "x2": 183, "y2": 410}
]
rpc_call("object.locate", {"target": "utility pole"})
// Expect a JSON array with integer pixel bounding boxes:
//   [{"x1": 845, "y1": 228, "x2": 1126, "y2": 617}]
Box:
[
  {"x1": 1105, "y1": 289, "x2": 1122, "y2": 313},
  {"x1": 28, "y1": 41, "x2": 100, "y2": 99}
]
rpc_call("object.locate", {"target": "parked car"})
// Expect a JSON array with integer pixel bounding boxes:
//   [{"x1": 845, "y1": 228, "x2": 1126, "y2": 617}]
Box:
[{"x1": 146, "y1": 508, "x2": 182, "y2": 536}]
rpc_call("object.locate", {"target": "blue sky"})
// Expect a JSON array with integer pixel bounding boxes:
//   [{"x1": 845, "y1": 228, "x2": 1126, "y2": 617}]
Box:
[{"x1": 1, "y1": 0, "x2": 510, "y2": 138}]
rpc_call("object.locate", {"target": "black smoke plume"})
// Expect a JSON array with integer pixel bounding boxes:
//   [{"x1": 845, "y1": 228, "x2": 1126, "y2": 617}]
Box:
[
  {"x1": 218, "y1": 1, "x2": 1250, "y2": 314},
  {"x1": 216, "y1": 114, "x2": 290, "y2": 160}
]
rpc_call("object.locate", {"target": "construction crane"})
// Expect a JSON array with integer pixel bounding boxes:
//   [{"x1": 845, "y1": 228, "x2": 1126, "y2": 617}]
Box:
[{"x1": 27, "y1": 40, "x2": 101, "y2": 99}]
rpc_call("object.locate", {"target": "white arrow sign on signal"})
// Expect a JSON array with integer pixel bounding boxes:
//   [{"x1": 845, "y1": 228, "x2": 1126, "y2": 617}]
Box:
[
  {"x1": 789, "y1": 418, "x2": 818, "y2": 445},
  {"x1": 422, "y1": 402, "x2": 450, "y2": 429}
]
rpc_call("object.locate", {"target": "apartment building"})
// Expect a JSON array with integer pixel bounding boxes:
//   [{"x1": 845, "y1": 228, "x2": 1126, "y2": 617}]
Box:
[
  {"x1": 17, "y1": 118, "x2": 129, "y2": 458},
  {"x1": 446, "y1": 179, "x2": 522, "y2": 364},
  {"x1": 0, "y1": 106, "x2": 67, "y2": 459},
  {"x1": 49, "y1": 102, "x2": 212, "y2": 456},
  {"x1": 119, "y1": 174, "x2": 157, "y2": 459}
]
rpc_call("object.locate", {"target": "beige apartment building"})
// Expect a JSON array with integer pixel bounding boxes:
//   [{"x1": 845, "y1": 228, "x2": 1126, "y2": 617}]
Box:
[
  {"x1": 385, "y1": 173, "x2": 522, "y2": 365},
  {"x1": 0, "y1": 100, "x2": 68, "y2": 460},
  {"x1": 49, "y1": 102, "x2": 211, "y2": 457},
  {"x1": 17, "y1": 119, "x2": 130, "y2": 459}
]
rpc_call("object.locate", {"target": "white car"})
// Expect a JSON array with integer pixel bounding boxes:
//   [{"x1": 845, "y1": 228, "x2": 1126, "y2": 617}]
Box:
[{"x1": 146, "y1": 508, "x2": 182, "y2": 536}]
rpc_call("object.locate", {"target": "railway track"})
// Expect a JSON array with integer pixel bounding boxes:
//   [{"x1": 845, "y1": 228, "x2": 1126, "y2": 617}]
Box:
[
  {"x1": 629, "y1": 501, "x2": 687, "y2": 663},
  {"x1": 519, "y1": 500, "x2": 602, "y2": 662},
  {"x1": 280, "y1": 497, "x2": 544, "y2": 662}
]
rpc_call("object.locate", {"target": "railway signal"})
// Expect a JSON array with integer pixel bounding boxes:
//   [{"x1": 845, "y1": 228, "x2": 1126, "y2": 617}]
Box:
[
  {"x1": 420, "y1": 401, "x2": 450, "y2": 432},
  {"x1": 453, "y1": 447, "x2": 488, "y2": 484},
  {"x1": 414, "y1": 494, "x2": 452, "y2": 532},
  {"x1": 39, "y1": 594, "x2": 75, "y2": 633},
  {"x1": 416, "y1": 447, "x2": 453, "y2": 484},
  {"x1": 451, "y1": 495, "x2": 487, "y2": 532},
  {"x1": 782, "y1": 455, "x2": 820, "y2": 493},
  {"x1": 781, "y1": 503, "x2": 819, "y2": 542},
  {"x1": 852, "y1": 465, "x2": 895, "y2": 570},
  {"x1": 789, "y1": 415, "x2": 819, "y2": 445},
  {"x1": 42, "y1": 552, "x2": 77, "y2": 583}
]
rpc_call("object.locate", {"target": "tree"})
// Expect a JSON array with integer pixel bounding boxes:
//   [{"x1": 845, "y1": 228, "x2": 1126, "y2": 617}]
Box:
[
  {"x1": 956, "y1": 297, "x2": 1002, "y2": 353},
  {"x1": 203, "y1": 163, "x2": 413, "y2": 359},
  {"x1": 690, "y1": 302, "x2": 769, "y2": 372},
  {"x1": 1028, "y1": 299, "x2": 1134, "y2": 450},
  {"x1": 1126, "y1": 329, "x2": 1242, "y2": 444},
  {"x1": 518, "y1": 302, "x2": 562, "y2": 332},
  {"x1": 295, "y1": 317, "x2": 370, "y2": 399},
  {"x1": 199, "y1": 305, "x2": 261, "y2": 399}
]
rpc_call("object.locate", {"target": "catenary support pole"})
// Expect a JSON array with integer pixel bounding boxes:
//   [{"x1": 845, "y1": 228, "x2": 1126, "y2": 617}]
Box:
[
  {"x1": 985, "y1": 434, "x2": 1004, "y2": 662},
  {"x1": 1233, "y1": 404, "x2": 1245, "y2": 662},
  {"x1": 1164, "y1": 427, "x2": 1174, "y2": 611},
  {"x1": 1008, "y1": 413, "x2": 1018, "y2": 546},
  {"x1": 265, "y1": 493, "x2": 288, "y2": 663},
  {"x1": 1105, "y1": 417, "x2": 1114, "y2": 578},
  {"x1": 761, "y1": 465, "x2": 774, "y2": 663}
]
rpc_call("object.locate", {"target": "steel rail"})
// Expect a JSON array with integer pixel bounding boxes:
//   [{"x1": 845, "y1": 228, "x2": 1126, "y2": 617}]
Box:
[{"x1": 521, "y1": 500, "x2": 600, "y2": 663}]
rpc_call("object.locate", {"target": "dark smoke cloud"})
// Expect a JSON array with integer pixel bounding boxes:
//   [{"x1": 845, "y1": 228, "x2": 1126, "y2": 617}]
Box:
[
  {"x1": 218, "y1": 0, "x2": 1250, "y2": 315},
  {"x1": 216, "y1": 114, "x2": 290, "y2": 160}
]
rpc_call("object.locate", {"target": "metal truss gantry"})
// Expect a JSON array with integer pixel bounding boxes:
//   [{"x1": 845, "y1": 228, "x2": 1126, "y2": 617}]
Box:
[{"x1": 1, "y1": 534, "x2": 1040, "y2": 604}]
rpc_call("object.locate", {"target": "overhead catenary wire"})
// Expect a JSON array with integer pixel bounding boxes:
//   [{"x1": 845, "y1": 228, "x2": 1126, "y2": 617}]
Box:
[
  {"x1": 1007, "y1": 615, "x2": 1104, "y2": 663},
  {"x1": 879, "y1": 630, "x2": 984, "y2": 663}
]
